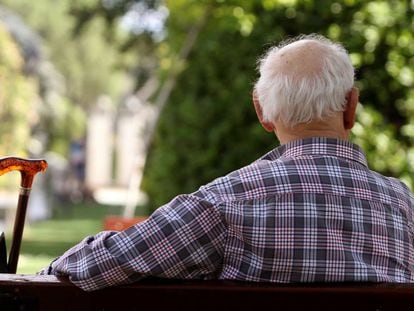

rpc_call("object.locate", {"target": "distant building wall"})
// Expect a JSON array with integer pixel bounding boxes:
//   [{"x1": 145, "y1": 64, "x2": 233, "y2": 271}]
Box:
[
  {"x1": 85, "y1": 96, "x2": 114, "y2": 190},
  {"x1": 116, "y1": 98, "x2": 155, "y2": 188}
]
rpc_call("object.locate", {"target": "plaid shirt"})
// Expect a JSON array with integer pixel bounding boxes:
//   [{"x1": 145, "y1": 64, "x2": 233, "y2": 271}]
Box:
[{"x1": 39, "y1": 137, "x2": 414, "y2": 291}]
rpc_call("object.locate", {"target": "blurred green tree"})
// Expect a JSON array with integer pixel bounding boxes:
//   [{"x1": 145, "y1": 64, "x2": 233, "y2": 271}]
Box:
[
  {"x1": 0, "y1": 22, "x2": 37, "y2": 157},
  {"x1": 1, "y1": 0, "x2": 129, "y2": 155},
  {"x1": 144, "y1": 0, "x2": 414, "y2": 208}
]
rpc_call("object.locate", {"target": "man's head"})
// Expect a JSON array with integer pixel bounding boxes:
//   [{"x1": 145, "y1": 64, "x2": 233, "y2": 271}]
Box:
[{"x1": 253, "y1": 34, "x2": 358, "y2": 143}]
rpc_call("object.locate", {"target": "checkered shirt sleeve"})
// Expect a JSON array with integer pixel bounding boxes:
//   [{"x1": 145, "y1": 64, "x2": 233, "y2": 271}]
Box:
[{"x1": 38, "y1": 193, "x2": 227, "y2": 291}]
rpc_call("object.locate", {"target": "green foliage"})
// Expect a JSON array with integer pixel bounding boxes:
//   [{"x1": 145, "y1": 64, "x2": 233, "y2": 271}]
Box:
[
  {"x1": 0, "y1": 22, "x2": 37, "y2": 157},
  {"x1": 142, "y1": 0, "x2": 414, "y2": 208},
  {"x1": 2, "y1": 0, "x2": 126, "y2": 108},
  {"x1": 2, "y1": 0, "x2": 130, "y2": 155}
]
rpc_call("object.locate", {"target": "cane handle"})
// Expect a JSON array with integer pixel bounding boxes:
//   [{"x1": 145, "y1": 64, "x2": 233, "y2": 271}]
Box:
[{"x1": 0, "y1": 157, "x2": 48, "y2": 188}]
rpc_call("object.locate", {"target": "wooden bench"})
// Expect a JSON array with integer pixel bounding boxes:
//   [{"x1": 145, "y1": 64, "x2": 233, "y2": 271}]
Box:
[{"x1": 0, "y1": 274, "x2": 413, "y2": 310}]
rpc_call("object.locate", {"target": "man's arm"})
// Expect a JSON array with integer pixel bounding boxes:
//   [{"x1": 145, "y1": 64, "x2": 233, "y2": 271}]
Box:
[{"x1": 39, "y1": 192, "x2": 227, "y2": 291}]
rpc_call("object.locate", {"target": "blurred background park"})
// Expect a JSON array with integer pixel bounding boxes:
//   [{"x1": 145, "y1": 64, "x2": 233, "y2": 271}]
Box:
[{"x1": 0, "y1": 0, "x2": 413, "y2": 273}]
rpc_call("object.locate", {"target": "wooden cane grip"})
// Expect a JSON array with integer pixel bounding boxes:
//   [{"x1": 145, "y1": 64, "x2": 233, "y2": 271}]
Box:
[{"x1": 0, "y1": 157, "x2": 48, "y2": 188}]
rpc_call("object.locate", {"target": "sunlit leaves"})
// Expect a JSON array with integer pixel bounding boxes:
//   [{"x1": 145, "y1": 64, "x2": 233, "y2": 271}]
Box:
[
  {"x1": 1, "y1": 0, "x2": 139, "y2": 157},
  {"x1": 352, "y1": 105, "x2": 405, "y2": 176},
  {"x1": 0, "y1": 24, "x2": 37, "y2": 158},
  {"x1": 232, "y1": 6, "x2": 256, "y2": 36}
]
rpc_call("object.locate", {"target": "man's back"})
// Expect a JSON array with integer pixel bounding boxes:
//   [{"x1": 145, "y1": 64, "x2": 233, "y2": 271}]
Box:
[
  {"x1": 200, "y1": 138, "x2": 414, "y2": 282},
  {"x1": 40, "y1": 35, "x2": 414, "y2": 291}
]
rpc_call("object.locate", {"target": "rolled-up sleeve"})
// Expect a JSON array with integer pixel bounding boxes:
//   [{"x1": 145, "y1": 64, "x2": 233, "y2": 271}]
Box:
[{"x1": 38, "y1": 192, "x2": 227, "y2": 291}]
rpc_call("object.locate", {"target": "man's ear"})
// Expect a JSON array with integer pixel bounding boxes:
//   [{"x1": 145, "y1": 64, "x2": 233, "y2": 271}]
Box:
[
  {"x1": 252, "y1": 89, "x2": 274, "y2": 132},
  {"x1": 343, "y1": 87, "x2": 359, "y2": 130}
]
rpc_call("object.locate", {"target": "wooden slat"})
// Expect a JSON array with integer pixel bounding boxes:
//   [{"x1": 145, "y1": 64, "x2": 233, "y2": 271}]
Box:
[{"x1": 1, "y1": 274, "x2": 414, "y2": 310}]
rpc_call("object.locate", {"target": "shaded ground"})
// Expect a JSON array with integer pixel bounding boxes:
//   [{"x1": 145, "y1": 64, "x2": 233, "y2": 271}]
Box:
[{"x1": 8, "y1": 202, "x2": 121, "y2": 273}]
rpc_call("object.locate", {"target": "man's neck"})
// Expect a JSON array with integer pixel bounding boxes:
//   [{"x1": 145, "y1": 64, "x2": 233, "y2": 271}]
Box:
[{"x1": 274, "y1": 117, "x2": 349, "y2": 144}]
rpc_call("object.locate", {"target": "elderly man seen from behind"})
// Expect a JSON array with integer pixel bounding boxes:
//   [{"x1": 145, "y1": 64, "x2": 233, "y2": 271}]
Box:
[{"x1": 40, "y1": 34, "x2": 414, "y2": 291}]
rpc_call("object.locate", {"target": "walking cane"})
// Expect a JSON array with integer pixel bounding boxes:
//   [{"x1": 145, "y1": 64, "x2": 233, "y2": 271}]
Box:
[{"x1": 0, "y1": 157, "x2": 47, "y2": 273}]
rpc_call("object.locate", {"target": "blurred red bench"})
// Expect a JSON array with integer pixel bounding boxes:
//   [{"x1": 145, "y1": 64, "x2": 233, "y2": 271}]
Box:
[{"x1": 103, "y1": 215, "x2": 148, "y2": 231}]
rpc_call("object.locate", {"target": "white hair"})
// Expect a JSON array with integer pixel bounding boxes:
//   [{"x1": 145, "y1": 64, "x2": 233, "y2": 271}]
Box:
[{"x1": 254, "y1": 34, "x2": 355, "y2": 126}]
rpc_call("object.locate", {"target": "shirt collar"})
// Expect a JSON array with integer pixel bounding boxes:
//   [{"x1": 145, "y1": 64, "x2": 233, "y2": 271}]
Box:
[{"x1": 261, "y1": 137, "x2": 368, "y2": 167}]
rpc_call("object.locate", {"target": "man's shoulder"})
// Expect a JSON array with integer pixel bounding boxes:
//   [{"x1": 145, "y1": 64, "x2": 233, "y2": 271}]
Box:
[
  {"x1": 198, "y1": 146, "x2": 414, "y2": 208},
  {"x1": 378, "y1": 173, "x2": 414, "y2": 202},
  {"x1": 198, "y1": 155, "x2": 287, "y2": 204}
]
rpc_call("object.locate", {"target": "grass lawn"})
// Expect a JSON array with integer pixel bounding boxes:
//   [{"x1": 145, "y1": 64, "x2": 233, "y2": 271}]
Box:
[{"x1": 10, "y1": 202, "x2": 122, "y2": 274}]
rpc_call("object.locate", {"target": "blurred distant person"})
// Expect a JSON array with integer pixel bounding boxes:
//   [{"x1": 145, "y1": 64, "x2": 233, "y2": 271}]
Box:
[
  {"x1": 39, "y1": 34, "x2": 414, "y2": 290},
  {"x1": 68, "y1": 139, "x2": 86, "y2": 202},
  {"x1": 69, "y1": 139, "x2": 86, "y2": 184}
]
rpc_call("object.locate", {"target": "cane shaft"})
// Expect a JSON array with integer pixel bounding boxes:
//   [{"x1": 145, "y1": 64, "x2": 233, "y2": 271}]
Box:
[{"x1": 7, "y1": 192, "x2": 29, "y2": 273}]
